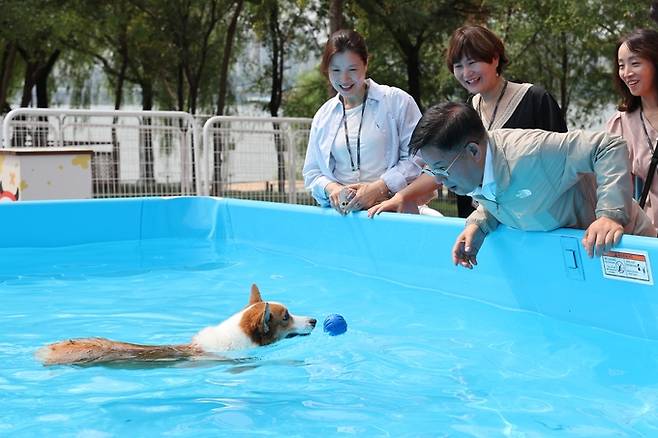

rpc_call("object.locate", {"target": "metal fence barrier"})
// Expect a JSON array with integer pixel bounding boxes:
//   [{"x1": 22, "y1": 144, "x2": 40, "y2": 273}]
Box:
[
  {"x1": 1, "y1": 108, "x2": 457, "y2": 214},
  {"x1": 2, "y1": 108, "x2": 199, "y2": 198},
  {"x1": 201, "y1": 116, "x2": 312, "y2": 204}
]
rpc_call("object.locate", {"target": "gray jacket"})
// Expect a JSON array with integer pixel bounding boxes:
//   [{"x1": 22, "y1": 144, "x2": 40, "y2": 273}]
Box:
[{"x1": 466, "y1": 129, "x2": 656, "y2": 237}]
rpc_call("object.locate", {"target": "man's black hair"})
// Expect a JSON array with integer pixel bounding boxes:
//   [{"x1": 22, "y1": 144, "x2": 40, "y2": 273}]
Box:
[{"x1": 408, "y1": 101, "x2": 486, "y2": 155}]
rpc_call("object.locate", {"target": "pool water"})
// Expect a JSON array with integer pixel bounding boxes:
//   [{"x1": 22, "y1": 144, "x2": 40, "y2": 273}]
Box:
[{"x1": 2, "y1": 238, "x2": 658, "y2": 436}]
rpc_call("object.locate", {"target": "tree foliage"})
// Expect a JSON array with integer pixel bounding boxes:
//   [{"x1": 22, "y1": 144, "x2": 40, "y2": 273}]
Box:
[
  {"x1": 282, "y1": 68, "x2": 326, "y2": 117},
  {"x1": 488, "y1": 0, "x2": 655, "y2": 127},
  {"x1": 350, "y1": 0, "x2": 486, "y2": 110},
  {"x1": 0, "y1": 0, "x2": 656, "y2": 128}
]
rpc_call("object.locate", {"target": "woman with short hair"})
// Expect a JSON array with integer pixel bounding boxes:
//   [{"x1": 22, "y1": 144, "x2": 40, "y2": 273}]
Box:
[{"x1": 368, "y1": 25, "x2": 567, "y2": 218}]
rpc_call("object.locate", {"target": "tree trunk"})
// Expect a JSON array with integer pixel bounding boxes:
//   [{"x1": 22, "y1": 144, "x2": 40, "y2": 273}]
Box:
[
  {"x1": 142, "y1": 81, "x2": 153, "y2": 111},
  {"x1": 16, "y1": 49, "x2": 60, "y2": 146},
  {"x1": 114, "y1": 49, "x2": 128, "y2": 110},
  {"x1": 25, "y1": 50, "x2": 59, "y2": 149},
  {"x1": 110, "y1": 44, "x2": 128, "y2": 195},
  {"x1": 212, "y1": 0, "x2": 244, "y2": 196},
  {"x1": 273, "y1": 121, "x2": 286, "y2": 195},
  {"x1": 176, "y1": 62, "x2": 185, "y2": 111},
  {"x1": 140, "y1": 81, "x2": 155, "y2": 187},
  {"x1": 216, "y1": 0, "x2": 244, "y2": 116},
  {"x1": 34, "y1": 73, "x2": 49, "y2": 109},
  {"x1": 267, "y1": 1, "x2": 286, "y2": 194},
  {"x1": 183, "y1": 2, "x2": 220, "y2": 192},
  {"x1": 185, "y1": 76, "x2": 198, "y2": 189},
  {"x1": 329, "y1": 0, "x2": 344, "y2": 32},
  {"x1": 404, "y1": 45, "x2": 422, "y2": 110},
  {"x1": 268, "y1": 2, "x2": 282, "y2": 117},
  {"x1": 559, "y1": 32, "x2": 569, "y2": 118},
  {"x1": 20, "y1": 62, "x2": 35, "y2": 107},
  {"x1": 0, "y1": 42, "x2": 17, "y2": 114},
  {"x1": 187, "y1": 81, "x2": 198, "y2": 115},
  {"x1": 186, "y1": 0, "x2": 219, "y2": 116},
  {"x1": 34, "y1": 49, "x2": 61, "y2": 108}
]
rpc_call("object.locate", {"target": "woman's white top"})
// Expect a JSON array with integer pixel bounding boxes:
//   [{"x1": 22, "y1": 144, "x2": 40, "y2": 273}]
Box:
[
  {"x1": 303, "y1": 78, "x2": 422, "y2": 207},
  {"x1": 331, "y1": 103, "x2": 390, "y2": 184}
]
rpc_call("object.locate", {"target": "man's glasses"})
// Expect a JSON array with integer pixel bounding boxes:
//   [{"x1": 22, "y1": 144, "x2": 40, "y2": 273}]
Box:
[{"x1": 422, "y1": 144, "x2": 468, "y2": 180}]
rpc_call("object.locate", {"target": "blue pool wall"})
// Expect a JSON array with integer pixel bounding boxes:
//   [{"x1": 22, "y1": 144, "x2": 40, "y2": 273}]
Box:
[{"x1": 2, "y1": 196, "x2": 657, "y2": 340}]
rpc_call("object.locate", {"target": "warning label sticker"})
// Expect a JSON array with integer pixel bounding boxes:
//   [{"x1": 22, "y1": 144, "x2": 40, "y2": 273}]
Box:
[{"x1": 601, "y1": 249, "x2": 653, "y2": 285}]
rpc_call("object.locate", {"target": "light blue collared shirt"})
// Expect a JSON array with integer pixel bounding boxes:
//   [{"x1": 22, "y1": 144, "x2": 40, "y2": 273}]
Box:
[{"x1": 468, "y1": 140, "x2": 496, "y2": 202}]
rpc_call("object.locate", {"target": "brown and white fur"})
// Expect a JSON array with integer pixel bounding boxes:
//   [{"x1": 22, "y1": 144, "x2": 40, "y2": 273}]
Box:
[{"x1": 36, "y1": 284, "x2": 316, "y2": 366}]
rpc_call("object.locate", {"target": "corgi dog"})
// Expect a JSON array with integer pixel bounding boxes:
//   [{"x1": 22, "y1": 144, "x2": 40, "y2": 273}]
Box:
[{"x1": 36, "y1": 284, "x2": 316, "y2": 366}]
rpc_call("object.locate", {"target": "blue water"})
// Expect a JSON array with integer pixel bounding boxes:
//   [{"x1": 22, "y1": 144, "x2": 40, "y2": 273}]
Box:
[{"x1": 2, "y1": 238, "x2": 658, "y2": 436}]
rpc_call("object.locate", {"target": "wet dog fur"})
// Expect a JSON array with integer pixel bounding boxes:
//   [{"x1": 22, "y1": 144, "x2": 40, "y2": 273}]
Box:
[{"x1": 36, "y1": 284, "x2": 316, "y2": 366}]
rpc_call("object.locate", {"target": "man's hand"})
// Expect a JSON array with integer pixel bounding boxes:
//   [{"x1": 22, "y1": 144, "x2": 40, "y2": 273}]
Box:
[
  {"x1": 452, "y1": 224, "x2": 486, "y2": 269},
  {"x1": 367, "y1": 192, "x2": 419, "y2": 217},
  {"x1": 582, "y1": 216, "x2": 624, "y2": 257}
]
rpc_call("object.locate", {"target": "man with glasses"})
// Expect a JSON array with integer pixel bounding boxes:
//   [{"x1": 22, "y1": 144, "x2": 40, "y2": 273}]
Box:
[{"x1": 408, "y1": 101, "x2": 655, "y2": 269}]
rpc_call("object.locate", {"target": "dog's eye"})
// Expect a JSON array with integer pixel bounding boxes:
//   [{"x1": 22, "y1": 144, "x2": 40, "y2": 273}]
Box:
[{"x1": 283, "y1": 311, "x2": 289, "y2": 321}]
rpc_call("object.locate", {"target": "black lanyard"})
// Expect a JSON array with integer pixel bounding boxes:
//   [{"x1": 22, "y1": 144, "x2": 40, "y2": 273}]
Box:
[
  {"x1": 477, "y1": 80, "x2": 508, "y2": 130},
  {"x1": 639, "y1": 109, "x2": 658, "y2": 209},
  {"x1": 340, "y1": 86, "x2": 368, "y2": 171}
]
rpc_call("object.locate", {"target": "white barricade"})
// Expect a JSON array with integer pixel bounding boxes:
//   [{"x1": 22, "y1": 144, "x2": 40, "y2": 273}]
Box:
[
  {"x1": 1, "y1": 109, "x2": 316, "y2": 204},
  {"x1": 2, "y1": 108, "x2": 199, "y2": 198},
  {"x1": 202, "y1": 116, "x2": 312, "y2": 203}
]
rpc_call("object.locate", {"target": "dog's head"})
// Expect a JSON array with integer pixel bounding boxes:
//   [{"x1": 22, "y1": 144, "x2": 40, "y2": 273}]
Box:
[{"x1": 240, "y1": 284, "x2": 316, "y2": 346}]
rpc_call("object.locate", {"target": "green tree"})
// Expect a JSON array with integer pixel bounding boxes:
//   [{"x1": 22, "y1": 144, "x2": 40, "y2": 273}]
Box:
[
  {"x1": 490, "y1": 0, "x2": 655, "y2": 127},
  {"x1": 216, "y1": 0, "x2": 245, "y2": 115},
  {"x1": 0, "y1": 0, "x2": 76, "y2": 110},
  {"x1": 131, "y1": 0, "x2": 228, "y2": 114},
  {"x1": 247, "y1": 0, "x2": 319, "y2": 192},
  {"x1": 68, "y1": 1, "x2": 141, "y2": 110},
  {"x1": 351, "y1": 0, "x2": 486, "y2": 109},
  {"x1": 282, "y1": 68, "x2": 326, "y2": 117}
]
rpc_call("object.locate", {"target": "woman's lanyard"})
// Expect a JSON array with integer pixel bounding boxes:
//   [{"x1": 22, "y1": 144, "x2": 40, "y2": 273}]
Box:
[
  {"x1": 638, "y1": 109, "x2": 658, "y2": 209},
  {"x1": 477, "y1": 79, "x2": 508, "y2": 130},
  {"x1": 340, "y1": 86, "x2": 368, "y2": 171},
  {"x1": 640, "y1": 109, "x2": 656, "y2": 154}
]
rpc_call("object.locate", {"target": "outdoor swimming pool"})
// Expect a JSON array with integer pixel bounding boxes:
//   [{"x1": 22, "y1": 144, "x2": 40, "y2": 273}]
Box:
[{"x1": 1, "y1": 197, "x2": 658, "y2": 435}]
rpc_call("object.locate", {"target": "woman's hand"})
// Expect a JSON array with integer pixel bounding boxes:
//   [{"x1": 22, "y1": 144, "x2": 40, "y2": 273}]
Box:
[
  {"x1": 343, "y1": 180, "x2": 390, "y2": 213},
  {"x1": 325, "y1": 182, "x2": 347, "y2": 214}
]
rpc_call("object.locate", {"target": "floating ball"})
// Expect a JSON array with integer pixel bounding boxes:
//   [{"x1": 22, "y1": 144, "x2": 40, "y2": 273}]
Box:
[{"x1": 323, "y1": 314, "x2": 347, "y2": 336}]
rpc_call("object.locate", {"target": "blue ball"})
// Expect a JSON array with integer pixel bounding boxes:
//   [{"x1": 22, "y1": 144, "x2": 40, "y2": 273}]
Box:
[{"x1": 323, "y1": 314, "x2": 347, "y2": 336}]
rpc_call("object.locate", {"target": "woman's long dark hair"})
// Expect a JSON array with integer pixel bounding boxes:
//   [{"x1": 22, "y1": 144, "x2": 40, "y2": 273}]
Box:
[{"x1": 613, "y1": 29, "x2": 658, "y2": 112}]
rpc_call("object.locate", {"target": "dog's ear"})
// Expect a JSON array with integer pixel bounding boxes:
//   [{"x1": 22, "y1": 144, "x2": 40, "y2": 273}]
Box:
[
  {"x1": 260, "y1": 302, "x2": 271, "y2": 334},
  {"x1": 248, "y1": 284, "x2": 263, "y2": 306}
]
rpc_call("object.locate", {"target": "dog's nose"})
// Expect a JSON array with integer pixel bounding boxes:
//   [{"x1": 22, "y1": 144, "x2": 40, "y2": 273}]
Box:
[{"x1": 309, "y1": 318, "x2": 317, "y2": 327}]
